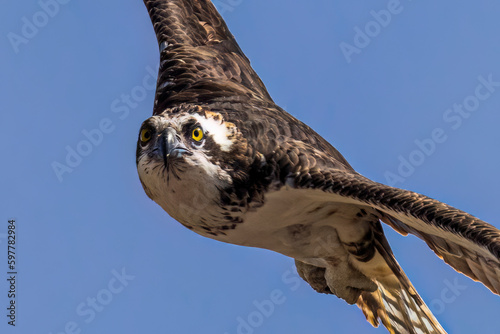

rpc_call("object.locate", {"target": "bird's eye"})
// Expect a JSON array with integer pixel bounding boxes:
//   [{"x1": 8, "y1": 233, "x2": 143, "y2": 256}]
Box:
[
  {"x1": 140, "y1": 128, "x2": 152, "y2": 144},
  {"x1": 191, "y1": 127, "x2": 204, "y2": 142}
]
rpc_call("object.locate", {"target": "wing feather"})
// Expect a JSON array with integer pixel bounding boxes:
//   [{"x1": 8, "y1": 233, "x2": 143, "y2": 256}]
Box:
[
  {"x1": 289, "y1": 168, "x2": 500, "y2": 294},
  {"x1": 143, "y1": 0, "x2": 273, "y2": 112}
]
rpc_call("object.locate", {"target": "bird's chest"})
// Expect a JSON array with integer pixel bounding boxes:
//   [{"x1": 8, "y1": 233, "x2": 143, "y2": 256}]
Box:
[
  {"x1": 149, "y1": 167, "x2": 230, "y2": 232},
  {"x1": 213, "y1": 187, "x2": 372, "y2": 261}
]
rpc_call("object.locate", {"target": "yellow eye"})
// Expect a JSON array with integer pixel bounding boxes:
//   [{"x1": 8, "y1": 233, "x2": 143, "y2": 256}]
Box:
[
  {"x1": 191, "y1": 127, "x2": 204, "y2": 142},
  {"x1": 140, "y1": 128, "x2": 152, "y2": 143}
]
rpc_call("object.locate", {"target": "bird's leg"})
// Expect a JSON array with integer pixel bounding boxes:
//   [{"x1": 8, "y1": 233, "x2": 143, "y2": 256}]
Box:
[
  {"x1": 324, "y1": 258, "x2": 377, "y2": 305},
  {"x1": 295, "y1": 260, "x2": 332, "y2": 294}
]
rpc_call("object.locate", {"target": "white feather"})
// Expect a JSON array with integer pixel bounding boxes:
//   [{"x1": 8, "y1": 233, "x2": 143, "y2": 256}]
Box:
[{"x1": 192, "y1": 114, "x2": 233, "y2": 152}]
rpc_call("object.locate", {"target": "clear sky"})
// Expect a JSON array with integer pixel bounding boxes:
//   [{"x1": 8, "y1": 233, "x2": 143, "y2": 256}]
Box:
[{"x1": 2, "y1": 1, "x2": 500, "y2": 333}]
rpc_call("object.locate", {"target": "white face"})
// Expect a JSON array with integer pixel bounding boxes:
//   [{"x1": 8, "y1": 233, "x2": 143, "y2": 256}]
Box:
[{"x1": 136, "y1": 111, "x2": 235, "y2": 228}]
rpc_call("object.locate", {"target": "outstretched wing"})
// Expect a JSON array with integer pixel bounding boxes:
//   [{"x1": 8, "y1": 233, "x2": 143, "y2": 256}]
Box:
[
  {"x1": 143, "y1": 0, "x2": 273, "y2": 113},
  {"x1": 288, "y1": 166, "x2": 500, "y2": 294}
]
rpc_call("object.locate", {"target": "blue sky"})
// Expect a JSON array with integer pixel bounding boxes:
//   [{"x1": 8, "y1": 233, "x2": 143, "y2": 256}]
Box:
[{"x1": 2, "y1": 0, "x2": 500, "y2": 333}]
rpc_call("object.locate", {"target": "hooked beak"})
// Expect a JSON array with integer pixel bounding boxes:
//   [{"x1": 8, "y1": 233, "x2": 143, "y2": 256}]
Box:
[{"x1": 158, "y1": 127, "x2": 190, "y2": 161}]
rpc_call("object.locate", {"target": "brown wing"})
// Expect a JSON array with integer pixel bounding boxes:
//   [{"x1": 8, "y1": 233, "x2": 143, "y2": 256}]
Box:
[
  {"x1": 289, "y1": 167, "x2": 500, "y2": 294},
  {"x1": 143, "y1": 0, "x2": 273, "y2": 113}
]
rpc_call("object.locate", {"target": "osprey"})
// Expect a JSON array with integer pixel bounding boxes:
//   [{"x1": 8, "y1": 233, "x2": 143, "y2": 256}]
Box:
[{"x1": 136, "y1": 1, "x2": 500, "y2": 333}]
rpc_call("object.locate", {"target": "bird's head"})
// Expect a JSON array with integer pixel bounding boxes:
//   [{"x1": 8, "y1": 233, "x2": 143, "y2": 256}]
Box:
[{"x1": 135, "y1": 106, "x2": 253, "y2": 224}]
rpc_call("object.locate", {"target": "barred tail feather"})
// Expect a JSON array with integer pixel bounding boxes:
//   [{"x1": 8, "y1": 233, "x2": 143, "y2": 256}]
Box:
[
  {"x1": 356, "y1": 235, "x2": 447, "y2": 333},
  {"x1": 357, "y1": 281, "x2": 445, "y2": 334}
]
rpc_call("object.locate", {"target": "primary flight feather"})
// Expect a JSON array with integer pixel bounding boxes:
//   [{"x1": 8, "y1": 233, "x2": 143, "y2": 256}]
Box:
[{"x1": 136, "y1": 1, "x2": 500, "y2": 333}]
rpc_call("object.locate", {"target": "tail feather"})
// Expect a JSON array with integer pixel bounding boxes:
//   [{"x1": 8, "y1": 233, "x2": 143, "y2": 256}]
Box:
[
  {"x1": 357, "y1": 288, "x2": 394, "y2": 330},
  {"x1": 356, "y1": 224, "x2": 447, "y2": 334},
  {"x1": 357, "y1": 279, "x2": 446, "y2": 334}
]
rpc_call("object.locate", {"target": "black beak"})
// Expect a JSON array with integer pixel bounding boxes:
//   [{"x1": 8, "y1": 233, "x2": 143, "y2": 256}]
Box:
[{"x1": 158, "y1": 127, "x2": 189, "y2": 161}]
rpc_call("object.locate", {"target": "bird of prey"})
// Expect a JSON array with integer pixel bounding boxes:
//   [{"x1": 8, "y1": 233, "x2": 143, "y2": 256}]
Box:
[{"x1": 136, "y1": 1, "x2": 500, "y2": 333}]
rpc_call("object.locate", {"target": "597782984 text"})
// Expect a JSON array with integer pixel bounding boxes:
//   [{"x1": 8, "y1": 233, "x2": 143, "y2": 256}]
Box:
[{"x1": 6, "y1": 219, "x2": 17, "y2": 326}]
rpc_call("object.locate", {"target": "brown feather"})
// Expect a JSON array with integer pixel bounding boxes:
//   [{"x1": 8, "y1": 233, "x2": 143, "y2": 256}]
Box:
[
  {"x1": 291, "y1": 169, "x2": 500, "y2": 295},
  {"x1": 143, "y1": 0, "x2": 273, "y2": 112}
]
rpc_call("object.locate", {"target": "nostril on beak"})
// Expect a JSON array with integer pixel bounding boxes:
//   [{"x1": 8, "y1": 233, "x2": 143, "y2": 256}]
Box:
[
  {"x1": 161, "y1": 127, "x2": 179, "y2": 156},
  {"x1": 160, "y1": 127, "x2": 188, "y2": 160}
]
